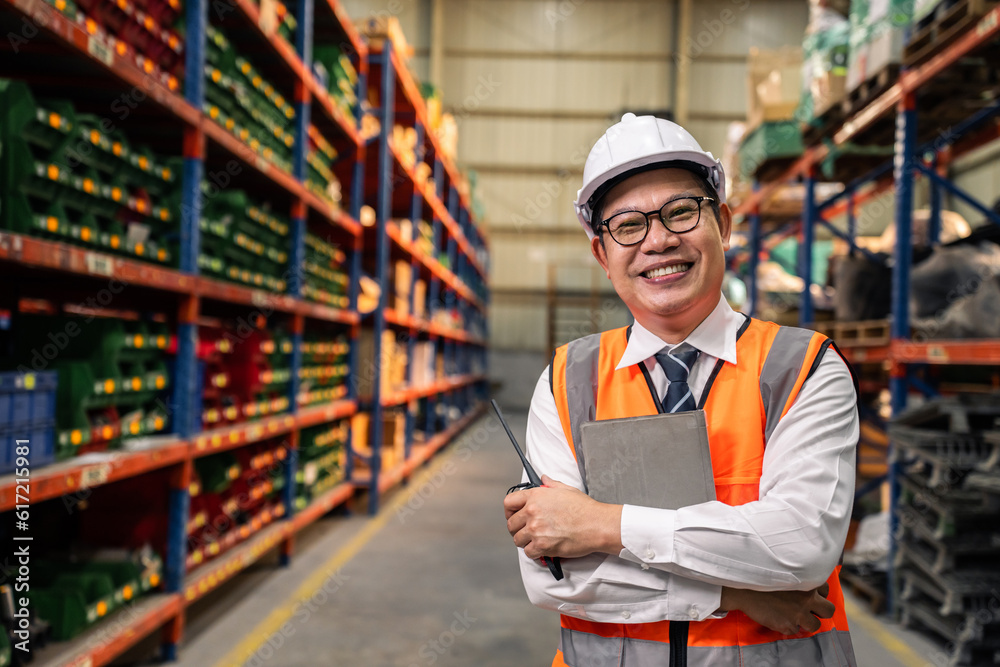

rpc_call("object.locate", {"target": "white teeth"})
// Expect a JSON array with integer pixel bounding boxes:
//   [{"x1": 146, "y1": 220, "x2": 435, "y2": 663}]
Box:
[{"x1": 645, "y1": 263, "x2": 691, "y2": 278}]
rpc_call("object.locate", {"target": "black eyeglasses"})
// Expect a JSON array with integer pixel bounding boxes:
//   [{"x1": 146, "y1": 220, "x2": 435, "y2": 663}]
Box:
[{"x1": 600, "y1": 196, "x2": 714, "y2": 246}]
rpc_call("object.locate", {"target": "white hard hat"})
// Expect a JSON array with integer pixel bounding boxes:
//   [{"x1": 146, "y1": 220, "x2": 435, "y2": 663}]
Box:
[{"x1": 574, "y1": 113, "x2": 726, "y2": 240}]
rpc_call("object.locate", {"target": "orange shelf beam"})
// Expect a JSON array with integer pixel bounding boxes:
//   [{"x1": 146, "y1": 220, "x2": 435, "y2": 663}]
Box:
[
  {"x1": 891, "y1": 339, "x2": 1000, "y2": 365},
  {"x1": 0, "y1": 438, "x2": 188, "y2": 512}
]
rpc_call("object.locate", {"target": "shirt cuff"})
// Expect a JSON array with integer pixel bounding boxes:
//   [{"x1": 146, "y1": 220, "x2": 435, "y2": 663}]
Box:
[{"x1": 619, "y1": 504, "x2": 677, "y2": 565}]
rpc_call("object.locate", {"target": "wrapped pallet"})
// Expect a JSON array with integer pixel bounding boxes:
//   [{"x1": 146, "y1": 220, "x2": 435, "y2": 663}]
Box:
[
  {"x1": 846, "y1": 0, "x2": 914, "y2": 94},
  {"x1": 800, "y1": 3, "x2": 850, "y2": 120}
]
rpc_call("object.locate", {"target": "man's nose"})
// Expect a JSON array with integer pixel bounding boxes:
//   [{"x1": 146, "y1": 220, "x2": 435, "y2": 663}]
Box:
[{"x1": 641, "y1": 214, "x2": 680, "y2": 252}]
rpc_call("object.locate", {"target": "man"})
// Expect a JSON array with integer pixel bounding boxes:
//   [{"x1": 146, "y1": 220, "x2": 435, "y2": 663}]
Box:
[{"x1": 504, "y1": 113, "x2": 858, "y2": 666}]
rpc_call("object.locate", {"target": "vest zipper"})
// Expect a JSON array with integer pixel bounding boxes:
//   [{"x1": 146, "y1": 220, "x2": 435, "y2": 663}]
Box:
[{"x1": 669, "y1": 620, "x2": 688, "y2": 667}]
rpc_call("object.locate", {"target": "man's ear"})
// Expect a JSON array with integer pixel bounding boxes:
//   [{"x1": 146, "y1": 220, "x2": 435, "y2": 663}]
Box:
[
  {"x1": 591, "y1": 234, "x2": 611, "y2": 278},
  {"x1": 717, "y1": 203, "x2": 733, "y2": 252}
]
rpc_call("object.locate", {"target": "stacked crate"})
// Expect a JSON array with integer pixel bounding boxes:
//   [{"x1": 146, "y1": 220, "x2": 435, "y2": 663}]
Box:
[
  {"x1": 305, "y1": 126, "x2": 343, "y2": 208},
  {"x1": 12, "y1": 549, "x2": 162, "y2": 641},
  {"x1": 0, "y1": 81, "x2": 180, "y2": 265},
  {"x1": 298, "y1": 334, "x2": 350, "y2": 408},
  {"x1": 187, "y1": 443, "x2": 287, "y2": 570},
  {"x1": 295, "y1": 420, "x2": 348, "y2": 510},
  {"x1": 302, "y1": 233, "x2": 349, "y2": 308},
  {"x1": 204, "y1": 26, "x2": 296, "y2": 172},
  {"x1": 0, "y1": 371, "x2": 57, "y2": 474},
  {"x1": 199, "y1": 188, "x2": 290, "y2": 292},
  {"x1": 891, "y1": 396, "x2": 1000, "y2": 666},
  {"x1": 312, "y1": 43, "x2": 359, "y2": 125},
  {"x1": 74, "y1": 0, "x2": 184, "y2": 92},
  {"x1": 10, "y1": 316, "x2": 171, "y2": 460},
  {"x1": 198, "y1": 323, "x2": 292, "y2": 430}
]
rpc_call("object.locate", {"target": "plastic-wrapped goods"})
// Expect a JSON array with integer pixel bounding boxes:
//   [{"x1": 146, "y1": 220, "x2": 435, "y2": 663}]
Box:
[
  {"x1": 872, "y1": 208, "x2": 971, "y2": 252},
  {"x1": 847, "y1": 0, "x2": 914, "y2": 92},
  {"x1": 832, "y1": 253, "x2": 893, "y2": 321},
  {"x1": 914, "y1": 275, "x2": 1000, "y2": 339},
  {"x1": 799, "y1": 5, "x2": 849, "y2": 120},
  {"x1": 909, "y1": 242, "x2": 1000, "y2": 319}
]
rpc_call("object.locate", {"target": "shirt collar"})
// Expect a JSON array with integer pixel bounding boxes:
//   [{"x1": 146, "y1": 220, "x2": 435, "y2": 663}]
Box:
[{"x1": 615, "y1": 293, "x2": 742, "y2": 370}]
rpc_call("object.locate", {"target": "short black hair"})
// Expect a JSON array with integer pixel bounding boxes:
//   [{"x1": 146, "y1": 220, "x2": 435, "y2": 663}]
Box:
[{"x1": 589, "y1": 161, "x2": 722, "y2": 239}]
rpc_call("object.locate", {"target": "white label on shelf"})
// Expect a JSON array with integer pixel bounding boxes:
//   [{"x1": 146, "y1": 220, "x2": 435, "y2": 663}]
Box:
[
  {"x1": 85, "y1": 252, "x2": 114, "y2": 276},
  {"x1": 80, "y1": 463, "x2": 112, "y2": 488},
  {"x1": 87, "y1": 35, "x2": 114, "y2": 67}
]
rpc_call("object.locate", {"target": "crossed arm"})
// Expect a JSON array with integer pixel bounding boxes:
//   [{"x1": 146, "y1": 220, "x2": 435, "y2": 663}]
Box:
[{"x1": 503, "y1": 353, "x2": 858, "y2": 632}]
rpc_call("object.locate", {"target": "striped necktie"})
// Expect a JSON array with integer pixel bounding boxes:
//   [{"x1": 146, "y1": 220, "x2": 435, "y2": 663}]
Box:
[{"x1": 654, "y1": 345, "x2": 700, "y2": 413}]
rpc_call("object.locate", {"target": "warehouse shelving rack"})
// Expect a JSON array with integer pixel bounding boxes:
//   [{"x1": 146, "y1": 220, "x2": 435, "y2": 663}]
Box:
[
  {"x1": 0, "y1": 0, "x2": 378, "y2": 663},
  {"x1": 361, "y1": 37, "x2": 489, "y2": 514},
  {"x1": 732, "y1": 6, "x2": 1000, "y2": 615}
]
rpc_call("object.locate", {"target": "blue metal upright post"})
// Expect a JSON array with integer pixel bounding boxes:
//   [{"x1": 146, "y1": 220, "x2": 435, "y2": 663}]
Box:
[
  {"x1": 162, "y1": 1, "x2": 207, "y2": 657},
  {"x1": 888, "y1": 94, "x2": 918, "y2": 617},
  {"x1": 799, "y1": 170, "x2": 816, "y2": 326},
  {"x1": 369, "y1": 43, "x2": 396, "y2": 514}
]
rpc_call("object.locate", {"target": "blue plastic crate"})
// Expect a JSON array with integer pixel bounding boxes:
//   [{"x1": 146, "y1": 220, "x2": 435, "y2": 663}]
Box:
[
  {"x1": 1, "y1": 421, "x2": 57, "y2": 474},
  {"x1": 0, "y1": 371, "x2": 58, "y2": 429}
]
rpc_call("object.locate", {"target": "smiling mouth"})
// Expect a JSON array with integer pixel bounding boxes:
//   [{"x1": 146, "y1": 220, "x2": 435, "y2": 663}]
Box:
[{"x1": 642, "y1": 263, "x2": 692, "y2": 279}]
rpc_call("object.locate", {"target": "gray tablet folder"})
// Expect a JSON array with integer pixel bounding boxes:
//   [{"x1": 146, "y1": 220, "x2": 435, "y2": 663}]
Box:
[{"x1": 580, "y1": 411, "x2": 716, "y2": 509}]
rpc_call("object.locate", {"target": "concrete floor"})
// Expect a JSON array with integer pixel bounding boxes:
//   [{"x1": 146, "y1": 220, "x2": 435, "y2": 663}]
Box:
[{"x1": 162, "y1": 411, "x2": 942, "y2": 667}]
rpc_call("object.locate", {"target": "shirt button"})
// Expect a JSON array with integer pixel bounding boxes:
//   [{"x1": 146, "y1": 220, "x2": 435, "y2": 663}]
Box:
[
  {"x1": 645, "y1": 550, "x2": 655, "y2": 559},
  {"x1": 622, "y1": 610, "x2": 632, "y2": 620},
  {"x1": 640, "y1": 563, "x2": 650, "y2": 571},
  {"x1": 689, "y1": 609, "x2": 699, "y2": 619}
]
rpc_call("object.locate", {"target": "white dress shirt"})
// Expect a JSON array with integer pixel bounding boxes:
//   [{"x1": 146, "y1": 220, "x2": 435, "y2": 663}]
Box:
[{"x1": 517, "y1": 293, "x2": 858, "y2": 624}]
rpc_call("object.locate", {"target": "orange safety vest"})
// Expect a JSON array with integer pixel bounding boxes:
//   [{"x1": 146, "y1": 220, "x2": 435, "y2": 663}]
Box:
[{"x1": 548, "y1": 316, "x2": 857, "y2": 667}]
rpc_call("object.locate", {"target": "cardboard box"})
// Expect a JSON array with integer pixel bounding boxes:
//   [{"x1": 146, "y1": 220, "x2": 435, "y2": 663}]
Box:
[
  {"x1": 746, "y1": 47, "x2": 803, "y2": 133},
  {"x1": 413, "y1": 279, "x2": 427, "y2": 319},
  {"x1": 394, "y1": 260, "x2": 412, "y2": 315}
]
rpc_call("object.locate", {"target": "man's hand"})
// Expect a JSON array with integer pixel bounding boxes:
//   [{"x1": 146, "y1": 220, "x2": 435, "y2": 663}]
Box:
[
  {"x1": 720, "y1": 584, "x2": 835, "y2": 635},
  {"x1": 504, "y1": 475, "x2": 623, "y2": 559}
]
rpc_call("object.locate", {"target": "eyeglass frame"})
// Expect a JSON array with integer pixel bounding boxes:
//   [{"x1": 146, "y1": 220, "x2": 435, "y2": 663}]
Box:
[{"x1": 598, "y1": 195, "x2": 716, "y2": 246}]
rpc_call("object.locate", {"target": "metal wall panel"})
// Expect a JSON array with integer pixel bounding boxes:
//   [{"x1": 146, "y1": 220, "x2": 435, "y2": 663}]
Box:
[
  {"x1": 444, "y1": 0, "x2": 671, "y2": 54},
  {"x1": 441, "y1": 58, "x2": 672, "y2": 114},
  {"x1": 475, "y1": 172, "x2": 581, "y2": 230},
  {"x1": 490, "y1": 233, "x2": 599, "y2": 289},
  {"x1": 687, "y1": 0, "x2": 808, "y2": 57}
]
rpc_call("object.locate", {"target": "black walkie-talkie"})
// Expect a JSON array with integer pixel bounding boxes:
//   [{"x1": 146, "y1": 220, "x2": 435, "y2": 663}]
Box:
[{"x1": 492, "y1": 399, "x2": 564, "y2": 581}]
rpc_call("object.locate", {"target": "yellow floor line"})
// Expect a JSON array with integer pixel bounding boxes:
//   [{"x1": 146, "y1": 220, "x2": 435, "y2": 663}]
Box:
[
  {"x1": 214, "y1": 449, "x2": 460, "y2": 667},
  {"x1": 843, "y1": 595, "x2": 929, "y2": 667}
]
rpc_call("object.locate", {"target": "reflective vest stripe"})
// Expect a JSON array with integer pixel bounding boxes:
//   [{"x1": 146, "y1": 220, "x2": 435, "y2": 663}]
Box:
[
  {"x1": 760, "y1": 327, "x2": 829, "y2": 443},
  {"x1": 563, "y1": 332, "x2": 602, "y2": 486},
  {"x1": 558, "y1": 626, "x2": 856, "y2": 667}
]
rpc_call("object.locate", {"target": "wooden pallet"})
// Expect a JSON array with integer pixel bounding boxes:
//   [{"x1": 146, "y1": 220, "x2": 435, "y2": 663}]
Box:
[
  {"x1": 813, "y1": 319, "x2": 891, "y2": 347},
  {"x1": 840, "y1": 65, "x2": 901, "y2": 119},
  {"x1": 904, "y1": 0, "x2": 1000, "y2": 68},
  {"x1": 840, "y1": 567, "x2": 887, "y2": 614}
]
